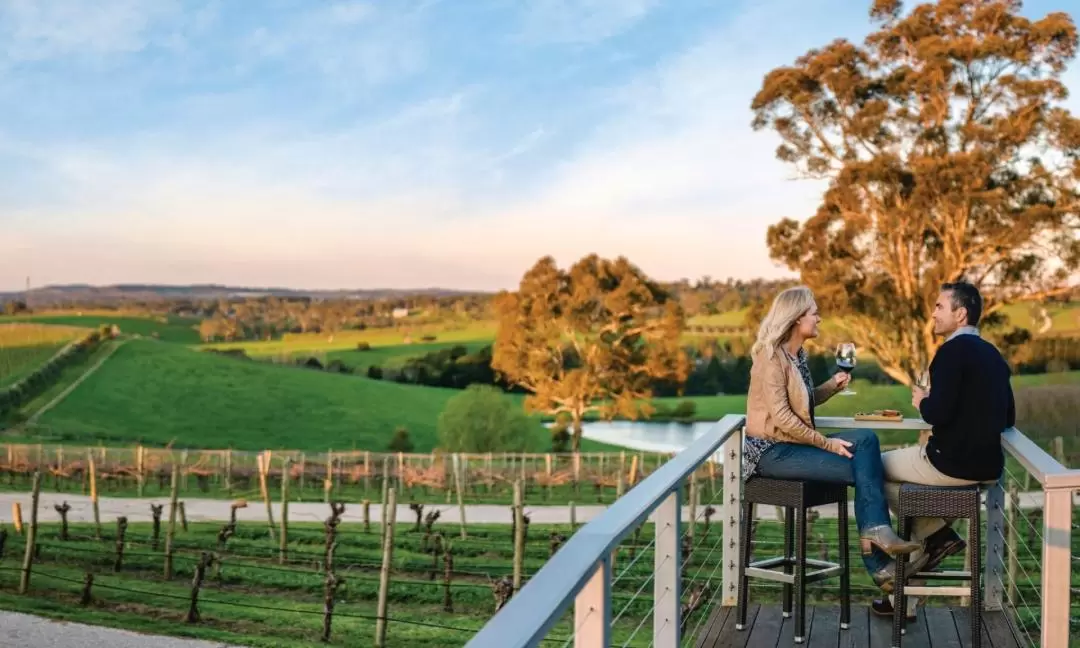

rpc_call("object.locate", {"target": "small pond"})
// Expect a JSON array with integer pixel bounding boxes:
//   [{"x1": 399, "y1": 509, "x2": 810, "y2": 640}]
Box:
[{"x1": 578, "y1": 420, "x2": 727, "y2": 455}]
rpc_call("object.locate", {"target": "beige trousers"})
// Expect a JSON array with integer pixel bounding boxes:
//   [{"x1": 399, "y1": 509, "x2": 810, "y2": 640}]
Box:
[
  {"x1": 881, "y1": 445, "x2": 990, "y2": 608},
  {"x1": 882, "y1": 444, "x2": 983, "y2": 548}
]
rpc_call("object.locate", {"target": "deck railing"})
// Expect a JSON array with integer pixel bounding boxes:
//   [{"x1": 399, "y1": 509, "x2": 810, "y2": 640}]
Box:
[{"x1": 466, "y1": 415, "x2": 1078, "y2": 647}]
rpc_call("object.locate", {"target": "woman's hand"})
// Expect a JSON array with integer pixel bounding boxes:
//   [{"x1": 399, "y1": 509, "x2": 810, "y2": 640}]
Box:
[
  {"x1": 825, "y1": 437, "x2": 854, "y2": 458},
  {"x1": 832, "y1": 371, "x2": 852, "y2": 391}
]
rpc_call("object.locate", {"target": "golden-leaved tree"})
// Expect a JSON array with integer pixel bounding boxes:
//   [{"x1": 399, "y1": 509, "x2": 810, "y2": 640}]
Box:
[
  {"x1": 753, "y1": 0, "x2": 1080, "y2": 384},
  {"x1": 492, "y1": 255, "x2": 689, "y2": 452}
]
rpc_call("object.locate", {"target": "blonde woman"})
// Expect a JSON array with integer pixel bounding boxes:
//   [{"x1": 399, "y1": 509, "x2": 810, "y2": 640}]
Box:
[{"x1": 744, "y1": 286, "x2": 918, "y2": 586}]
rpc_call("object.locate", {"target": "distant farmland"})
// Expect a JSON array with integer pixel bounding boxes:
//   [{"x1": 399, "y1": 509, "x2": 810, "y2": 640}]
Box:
[
  {"x1": 0, "y1": 314, "x2": 202, "y2": 344},
  {"x1": 0, "y1": 323, "x2": 83, "y2": 387}
]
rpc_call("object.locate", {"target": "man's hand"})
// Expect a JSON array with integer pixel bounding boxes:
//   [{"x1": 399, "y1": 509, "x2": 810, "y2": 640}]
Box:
[
  {"x1": 912, "y1": 386, "x2": 928, "y2": 410},
  {"x1": 833, "y1": 372, "x2": 852, "y2": 391}
]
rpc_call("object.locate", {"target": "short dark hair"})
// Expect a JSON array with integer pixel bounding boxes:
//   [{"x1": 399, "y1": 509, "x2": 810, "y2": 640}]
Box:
[{"x1": 941, "y1": 281, "x2": 983, "y2": 326}]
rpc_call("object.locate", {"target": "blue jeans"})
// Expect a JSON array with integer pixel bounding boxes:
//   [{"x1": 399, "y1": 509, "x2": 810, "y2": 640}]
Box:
[{"x1": 756, "y1": 429, "x2": 892, "y2": 574}]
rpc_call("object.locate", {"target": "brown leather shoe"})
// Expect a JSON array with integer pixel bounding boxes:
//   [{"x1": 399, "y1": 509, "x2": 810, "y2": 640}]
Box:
[
  {"x1": 920, "y1": 526, "x2": 966, "y2": 573},
  {"x1": 871, "y1": 598, "x2": 916, "y2": 621}
]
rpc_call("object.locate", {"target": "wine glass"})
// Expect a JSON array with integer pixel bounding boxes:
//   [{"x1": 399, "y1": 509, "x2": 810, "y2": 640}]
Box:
[{"x1": 835, "y1": 343, "x2": 857, "y2": 395}]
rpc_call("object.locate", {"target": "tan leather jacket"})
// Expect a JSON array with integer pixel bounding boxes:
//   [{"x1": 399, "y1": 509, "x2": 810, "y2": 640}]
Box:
[{"x1": 745, "y1": 347, "x2": 841, "y2": 450}]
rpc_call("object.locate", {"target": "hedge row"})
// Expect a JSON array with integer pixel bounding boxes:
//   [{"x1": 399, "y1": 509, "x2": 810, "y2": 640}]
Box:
[{"x1": 0, "y1": 329, "x2": 106, "y2": 416}]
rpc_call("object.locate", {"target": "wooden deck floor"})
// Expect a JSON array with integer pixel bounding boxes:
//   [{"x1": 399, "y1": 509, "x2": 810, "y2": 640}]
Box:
[{"x1": 695, "y1": 604, "x2": 1023, "y2": 648}]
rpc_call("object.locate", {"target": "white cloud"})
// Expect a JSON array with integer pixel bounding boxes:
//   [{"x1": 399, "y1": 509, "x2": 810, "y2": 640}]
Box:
[
  {"x1": 241, "y1": 1, "x2": 427, "y2": 85},
  {"x1": 518, "y1": 0, "x2": 660, "y2": 44},
  {"x1": 0, "y1": 0, "x2": 183, "y2": 61}
]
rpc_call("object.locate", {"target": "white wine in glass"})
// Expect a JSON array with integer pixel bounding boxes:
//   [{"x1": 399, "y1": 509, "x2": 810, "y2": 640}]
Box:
[{"x1": 835, "y1": 343, "x2": 857, "y2": 395}]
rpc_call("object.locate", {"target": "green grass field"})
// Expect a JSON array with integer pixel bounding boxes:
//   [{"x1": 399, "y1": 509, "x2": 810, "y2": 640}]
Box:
[
  {"x1": 0, "y1": 323, "x2": 85, "y2": 387},
  {"x1": 14, "y1": 336, "x2": 1078, "y2": 455},
  {"x1": 27, "y1": 340, "x2": 595, "y2": 452},
  {"x1": 1, "y1": 314, "x2": 202, "y2": 344},
  {"x1": 203, "y1": 322, "x2": 498, "y2": 356}
]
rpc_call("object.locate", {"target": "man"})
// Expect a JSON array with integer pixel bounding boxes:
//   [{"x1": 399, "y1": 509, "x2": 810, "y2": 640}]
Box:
[{"x1": 871, "y1": 281, "x2": 1016, "y2": 614}]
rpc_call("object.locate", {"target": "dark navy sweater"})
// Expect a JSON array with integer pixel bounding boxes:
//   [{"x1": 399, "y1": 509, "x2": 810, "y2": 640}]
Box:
[{"x1": 919, "y1": 333, "x2": 1015, "y2": 482}]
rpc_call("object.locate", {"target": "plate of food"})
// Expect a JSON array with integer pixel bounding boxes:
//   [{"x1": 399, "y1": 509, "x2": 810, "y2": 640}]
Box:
[{"x1": 853, "y1": 409, "x2": 903, "y2": 422}]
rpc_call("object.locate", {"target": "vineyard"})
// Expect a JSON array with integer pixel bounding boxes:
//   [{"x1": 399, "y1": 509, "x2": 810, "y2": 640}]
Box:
[
  {"x1": 0, "y1": 444, "x2": 686, "y2": 506},
  {"x1": 0, "y1": 463, "x2": 1065, "y2": 647},
  {"x1": 0, "y1": 324, "x2": 85, "y2": 387}
]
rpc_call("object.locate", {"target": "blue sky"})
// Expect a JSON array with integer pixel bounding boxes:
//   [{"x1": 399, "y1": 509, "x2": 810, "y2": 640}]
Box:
[{"x1": 1, "y1": 0, "x2": 1077, "y2": 291}]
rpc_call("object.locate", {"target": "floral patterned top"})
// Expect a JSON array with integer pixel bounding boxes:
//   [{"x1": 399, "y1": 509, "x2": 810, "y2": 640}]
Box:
[{"x1": 742, "y1": 347, "x2": 816, "y2": 480}]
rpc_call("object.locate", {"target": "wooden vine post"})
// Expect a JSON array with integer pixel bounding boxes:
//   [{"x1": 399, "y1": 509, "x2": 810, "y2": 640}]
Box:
[
  {"x1": 18, "y1": 471, "x2": 41, "y2": 594},
  {"x1": 258, "y1": 452, "x2": 276, "y2": 540},
  {"x1": 179, "y1": 502, "x2": 188, "y2": 532},
  {"x1": 375, "y1": 487, "x2": 397, "y2": 648},
  {"x1": 363, "y1": 499, "x2": 371, "y2": 534},
  {"x1": 88, "y1": 455, "x2": 101, "y2": 539},
  {"x1": 136, "y1": 445, "x2": 145, "y2": 497},
  {"x1": 513, "y1": 481, "x2": 524, "y2": 592},
  {"x1": 164, "y1": 465, "x2": 180, "y2": 579},
  {"x1": 280, "y1": 459, "x2": 291, "y2": 565},
  {"x1": 11, "y1": 503, "x2": 22, "y2": 535},
  {"x1": 380, "y1": 455, "x2": 391, "y2": 531},
  {"x1": 224, "y1": 448, "x2": 232, "y2": 494},
  {"x1": 324, "y1": 450, "x2": 333, "y2": 503},
  {"x1": 453, "y1": 453, "x2": 467, "y2": 539}
]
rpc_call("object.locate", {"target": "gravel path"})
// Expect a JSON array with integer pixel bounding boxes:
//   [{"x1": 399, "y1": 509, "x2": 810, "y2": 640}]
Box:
[
  {"x1": 0, "y1": 490, "x2": 1061, "y2": 527},
  {"x1": 0, "y1": 611, "x2": 241, "y2": 648}
]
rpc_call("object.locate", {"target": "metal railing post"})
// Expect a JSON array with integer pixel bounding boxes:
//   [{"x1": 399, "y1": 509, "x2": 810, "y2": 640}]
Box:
[
  {"x1": 983, "y1": 476, "x2": 1004, "y2": 611},
  {"x1": 574, "y1": 558, "x2": 611, "y2": 647},
  {"x1": 1040, "y1": 485, "x2": 1073, "y2": 648},
  {"x1": 720, "y1": 429, "x2": 743, "y2": 606},
  {"x1": 654, "y1": 489, "x2": 681, "y2": 648}
]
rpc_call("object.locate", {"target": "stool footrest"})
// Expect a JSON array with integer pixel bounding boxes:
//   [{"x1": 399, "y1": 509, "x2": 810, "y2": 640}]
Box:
[
  {"x1": 902, "y1": 585, "x2": 972, "y2": 597},
  {"x1": 746, "y1": 563, "x2": 843, "y2": 585},
  {"x1": 907, "y1": 569, "x2": 971, "y2": 581}
]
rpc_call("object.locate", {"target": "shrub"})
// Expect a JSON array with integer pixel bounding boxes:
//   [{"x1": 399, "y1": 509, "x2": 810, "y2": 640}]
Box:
[
  {"x1": 437, "y1": 384, "x2": 534, "y2": 453},
  {"x1": 388, "y1": 426, "x2": 414, "y2": 453},
  {"x1": 326, "y1": 359, "x2": 351, "y2": 374},
  {"x1": 366, "y1": 365, "x2": 383, "y2": 380},
  {"x1": 302, "y1": 357, "x2": 324, "y2": 370},
  {"x1": 356, "y1": 342, "x2": 372, "y2": 351},
  {"x1": 671, "y1": 400, "x2": 697, "y2": 423}
]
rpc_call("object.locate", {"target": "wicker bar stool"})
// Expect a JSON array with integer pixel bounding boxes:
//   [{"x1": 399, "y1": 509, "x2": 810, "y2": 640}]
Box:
[
  {"x1": 735, "y1": 477, "x2": 850, "y2": 644},
  {"x1": 892, "y1": 483, "x2": 983, "y2": 648}
]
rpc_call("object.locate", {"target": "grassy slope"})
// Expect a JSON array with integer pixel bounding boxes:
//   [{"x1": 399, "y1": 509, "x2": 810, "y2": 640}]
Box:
[
  {"x1": 323, "y1": 340, "x2": 491, "y2": 371},
  {"x1": 34, "y1": 340, "x2": 614, "y2": 452},
  {"x1": 0, "y1": 323, "x2": 84, "y2": 386},
  {"x1": 0, "y1": 343, "x2": 68, "y2": 387},
  {"x1": 2, "y1": 314, "x2": 202, "y2": 343},
  {"x1": 204, "y1": 322, "x2": 497, "y2": 356}
]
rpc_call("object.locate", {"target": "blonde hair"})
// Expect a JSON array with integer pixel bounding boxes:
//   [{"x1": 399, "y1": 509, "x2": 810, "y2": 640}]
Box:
[{"x1": 751, "y1": 286, "x2": 816, "y2": 358}]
